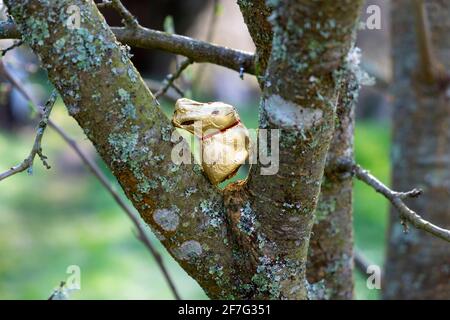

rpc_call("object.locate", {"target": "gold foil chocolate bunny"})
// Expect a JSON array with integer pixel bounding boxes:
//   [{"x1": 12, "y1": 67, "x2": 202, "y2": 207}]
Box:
[{"x1": 172, "y1": 98, "x2": 250, "y2": 185}]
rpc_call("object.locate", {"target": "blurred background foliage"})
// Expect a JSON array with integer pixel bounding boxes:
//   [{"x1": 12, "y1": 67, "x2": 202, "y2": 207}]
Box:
[{"x1": 0, "y1": 0, "x2": 391, "y2": 299}]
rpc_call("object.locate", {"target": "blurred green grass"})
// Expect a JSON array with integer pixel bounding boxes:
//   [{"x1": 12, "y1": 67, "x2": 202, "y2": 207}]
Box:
[{"x1": 0, "y1": 99, "x2": 390, "y2": 299}]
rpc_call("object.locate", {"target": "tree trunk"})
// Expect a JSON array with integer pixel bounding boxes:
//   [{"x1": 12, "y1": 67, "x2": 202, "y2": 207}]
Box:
[
  {"x1": 306, "y1": 70, "x2": 357, "y2": 299},
  {"x1": 384, "y1": 0, "x2": 450, "y2": 299},
  {"x1": 238, "y1": 0, "x2": 361, "y2": 300}
]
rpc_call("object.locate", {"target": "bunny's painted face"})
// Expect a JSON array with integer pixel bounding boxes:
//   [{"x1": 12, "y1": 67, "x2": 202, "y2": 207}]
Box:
[{"x1": 172, "y1": 98, "x2": 250, "y2": 185}]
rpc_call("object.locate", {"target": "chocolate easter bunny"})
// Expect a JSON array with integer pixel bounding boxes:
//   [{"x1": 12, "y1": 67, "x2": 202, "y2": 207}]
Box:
[{"x1": 172, "y1": 98, "x2": 250, "y2": 185}]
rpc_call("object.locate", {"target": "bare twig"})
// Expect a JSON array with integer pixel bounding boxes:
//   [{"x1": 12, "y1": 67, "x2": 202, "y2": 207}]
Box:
[
  {"x1": 155, "y1": 58, "x2": 193, "y2": 100},
  {"x1": 145, "y1": 78, "x2": 180, "y2": 102},
  {"x1": 51, "y1": 124, "x2": 181, "y2": 300},
  {"x1": 48, "y1": 281, "x2": 68, "y2": 300},
  {"x1": 0, "y1": 21, "x2": 256, "y2": 75},
  {"x1": 0, "y1": 90, "x2": 55, "y2": 181},
  {"x1": 98, "y1": 0, "x2": 139, "y2": 29},
  {"x1": 0, "y1": 39, "x2": 23, "y2": 57},
  {"x1": 353, "y1": 249, "x2": 382, "y2": 279},
  {"x1": 353, "y1": 164, "x2": 450, "y2": 242},
  {"x1": 354, "y1": 250, "x2": 370, "y2": 275},
  {"x1": 1, "y1": 63, "x2": 181, "y2": 300}
]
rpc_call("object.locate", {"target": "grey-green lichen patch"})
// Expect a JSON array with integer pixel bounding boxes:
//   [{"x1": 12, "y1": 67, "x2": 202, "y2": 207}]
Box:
[
  {"x1": 161, "y1": 125, "x2": 172, "y2": 142},
  {"x1": 200, "y1": 199, "x2": 224, "y2": 228},
  {"x1": 137, "y1": 179, "x2": 158, "y2": 193},
  {"x1": 251, "y1": 256, "x2": 283, "y2": 299},
  {"x1": 250, "y1": 256, "x2": 303, "y2": 299},
  {"x1": 119, "y1": 44, "x2": 133, "y2": 64},
  {"x1": 174, "y1": 240, "x2": 203, "y2": 260},
  {"x1": 23, "y1": 16, "x2": 49, "y2": 46},
  {"x1": 108, "y1": 130, "x2": 139, "y2": 163},
  {"x1": 209, "y1": 264, "x2": 225, "y2": 286},
  {"x1": 306, "y1": 279, "x2": 330, "y2": 300},
  {"x1": 121, "y1": 103, "x2": 136, "y2": 120},
  {"x1": 127, "y1": 67, "x2": 138, "y2": 83},
  {"x1": 158, "y1": 175, "x2": 176, "y2": 192},
  {"x1": 56, "y1": 27, "x2": 113, "y2": 72},
  {"x1": 168, "y1": 163, "x2": 180, "y2": 173},
  {"x1": 117, "y1": 88, "x2": 130, "y2": 101},
  {"x1": 237, "y1": 202, "x2": 257, "y2": 236},
  {"x1": 153, "y1": 207, "x2": 179, "y2": 232},
  {"x1": 184, "y1": 186, "x2": 197, "y2": 197},
  {"x1": 192, "y1": 164, "x2": 203, "y2": 176},
  {"x1": 67, "y1": 103, "x2": 81, "y2": 116}
]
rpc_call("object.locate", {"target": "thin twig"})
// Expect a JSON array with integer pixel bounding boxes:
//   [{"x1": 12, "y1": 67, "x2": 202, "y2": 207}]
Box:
[
  {"x1": 353, "y1": 164, "x2": 450, "y2": 242},
  {"x1": 1, "y1": 62, "x2": 181, "y2": 300},
  {"x1": 353, "y1": 249, "x2": 382, "y2": 281},
  {"x1": 48, "y1": 281, "x2": 68, "y2": 300},
  {"x1": 51, "y1": 124, "x2": 181, "y2": 300},
  {"x1": 99, "y1": 0, "x2": 139, "y2": 29},
  {"x1": 353, "y1": 249, "x2": 371, "y2": 275},
  {"x1": 0, "y1": 39, "x2": 23, "y2": 57},
  {"x1": 0, "y1": 90, "x2": 55, "y2": 181},
  {"x1": 145, "y1": 78, "x2": 179, "y2": 102},
  {"x1": 155, "y1": 58, "x2": 193, "y2": 100}
]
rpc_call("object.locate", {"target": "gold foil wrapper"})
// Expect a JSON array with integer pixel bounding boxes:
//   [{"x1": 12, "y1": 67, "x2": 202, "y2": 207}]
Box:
[{"x1": 172, "y1": 98, "x2": 250, "y2": 184}]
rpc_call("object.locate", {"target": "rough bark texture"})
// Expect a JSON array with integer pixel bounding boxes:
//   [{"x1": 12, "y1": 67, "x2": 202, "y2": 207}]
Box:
[
  {"x1": 241, "y1": 0, "x2": 362, "y2": 299},
  {"x1": 237, "y1": 0, "x2": 361, "y2": 299},
  {"x1": 384, "y1": 0, "x2": 450, "y2": 299},
  {"x1": 306, "y1": 71, "x2": 357, "y2": 299},
  {"x1": 237, "y1": 0, "x2": 272, "y2": 78}
]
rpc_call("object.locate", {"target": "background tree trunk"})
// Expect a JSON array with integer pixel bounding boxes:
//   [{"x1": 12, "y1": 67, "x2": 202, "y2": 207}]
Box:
[{"x1": 384, "y1": 0, "x2": 450, "y2": 299}]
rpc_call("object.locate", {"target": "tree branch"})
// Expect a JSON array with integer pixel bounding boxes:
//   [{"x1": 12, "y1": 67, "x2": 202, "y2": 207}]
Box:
[
  {"x1": 234, "y1": 0, "x2": 364, "y2": 299},
  {"x1": 111, "y1": 26, "x2": 255, "y2": 75},
  {"x1": 237, "y1": 0, "x2": 272, "y2": 78},
  {"x1": 154, "y1": 58, "x2": 192, "y2": 100},
  {"x1": 353, "y1": 164, "x2": 450, "y2": 242},
  {"x1": 0, "y1": 60, "x2": 181, "y2": 299},
  {"x1": 6, "y1": 0, "x2": 235, "y2": 299},
  {"x1": 0, "y1": 89, "x2": 55, "y2": 181},
  {"x1": 353, "y1": 249, "x2": 381, "y2": 280},
  {"x1": 99, "y1": 0, "x2": 139, "y2": 29},
  {"x1": 0, "y1": 20, "x2": 256, "y2": 75}
]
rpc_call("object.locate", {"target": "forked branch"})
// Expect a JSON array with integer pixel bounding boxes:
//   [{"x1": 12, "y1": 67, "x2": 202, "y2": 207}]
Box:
[{"x1": 353, "y1": 164, "x2": 450, "y2": 242}]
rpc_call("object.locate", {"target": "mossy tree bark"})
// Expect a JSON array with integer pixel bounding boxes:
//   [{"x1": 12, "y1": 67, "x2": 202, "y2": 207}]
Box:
[
  {"x1": 239, "y1": 0, "x2": 361, "y2": 299},
  {"x1": 6, "y1": 0, "x2": 362, "y2": 299},
  {"x1": 384, "y1": 0, "x2": 450, "y2": 299},
  {"x1": 306, "y1": 72, "x2": 357, "y2": 299}
]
